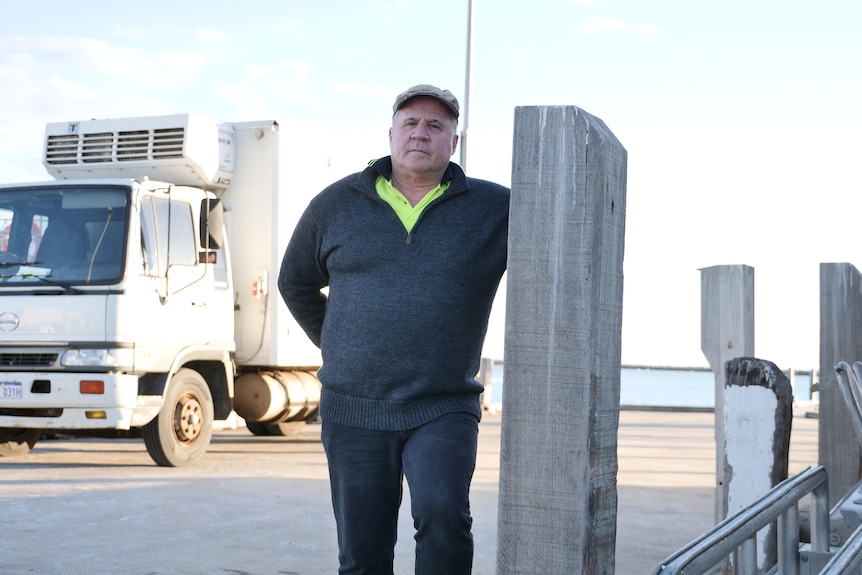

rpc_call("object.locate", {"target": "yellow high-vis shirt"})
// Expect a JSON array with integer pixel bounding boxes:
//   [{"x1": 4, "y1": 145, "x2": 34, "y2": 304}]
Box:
[{"x1": 375, "y1": 175, "x2": 450, "y2": 232}]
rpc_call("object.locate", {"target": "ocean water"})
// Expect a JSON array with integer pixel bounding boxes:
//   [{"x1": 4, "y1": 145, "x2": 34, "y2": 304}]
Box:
[{"x1": 487, "y1": 364, "x2": 815, "y2": 409}]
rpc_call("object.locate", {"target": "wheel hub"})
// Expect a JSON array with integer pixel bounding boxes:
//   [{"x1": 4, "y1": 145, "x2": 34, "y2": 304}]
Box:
[{"x1": 174, "y1": 393, "x2": 204, "y2": 442}]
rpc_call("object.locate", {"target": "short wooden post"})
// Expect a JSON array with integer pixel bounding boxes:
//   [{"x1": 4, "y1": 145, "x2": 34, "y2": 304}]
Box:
[
  {"x1": 498, "y1": 106, "x2": 627, "y2": 574},
  {"x1": 819, "y1": 263, "x2": 862, "y2": 505},
  {"x1": 700, "y1": 264, "x2": 755, "y2": 523},
  {"x1": 723, "y1": 357, "x2": 793, "y2": 571}
]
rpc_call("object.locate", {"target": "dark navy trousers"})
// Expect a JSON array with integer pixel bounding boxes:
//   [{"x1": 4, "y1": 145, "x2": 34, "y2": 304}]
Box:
[{"x1": 321, "y1": 411, "x2": 479, "y2": 575}]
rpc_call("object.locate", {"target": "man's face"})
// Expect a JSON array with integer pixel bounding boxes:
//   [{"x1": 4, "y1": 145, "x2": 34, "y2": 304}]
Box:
[{"x1": 389, "y1": 97, "x2": 458, "y2": 179}]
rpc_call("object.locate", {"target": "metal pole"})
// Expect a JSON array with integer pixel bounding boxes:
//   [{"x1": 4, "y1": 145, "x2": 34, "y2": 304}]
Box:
[{"x1": 459, "y1": 0, "x2": 473, "y2": 171}]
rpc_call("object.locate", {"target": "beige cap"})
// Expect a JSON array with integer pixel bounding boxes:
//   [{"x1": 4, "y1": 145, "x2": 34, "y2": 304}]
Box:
[{"x1": 392, "y1": 84, "x2": 460, "y2": 119}]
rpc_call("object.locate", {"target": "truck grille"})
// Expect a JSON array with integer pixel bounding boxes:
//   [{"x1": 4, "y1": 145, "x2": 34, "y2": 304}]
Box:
[
  {"x1": 45, "y1": 127, "x2": 186, "y2": 165},
  {"x1": 0, "y1": 353, "x2": 59, "y2": 367}
]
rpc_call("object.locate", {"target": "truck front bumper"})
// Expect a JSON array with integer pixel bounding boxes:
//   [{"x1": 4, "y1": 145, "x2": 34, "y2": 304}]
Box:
[{"x1": 0, "y1": 371, "x2": 144, "y2": 430}]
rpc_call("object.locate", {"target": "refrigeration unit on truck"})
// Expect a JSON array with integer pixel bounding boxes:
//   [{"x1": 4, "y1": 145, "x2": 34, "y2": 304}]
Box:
[{"x1": 0, "y1": 114, "x2": 322, "y2": 466}]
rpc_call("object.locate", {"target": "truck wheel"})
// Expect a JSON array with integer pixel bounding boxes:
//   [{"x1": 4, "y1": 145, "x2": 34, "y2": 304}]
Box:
[
  {"x1": 143, "y1": 368, "x2": 213, "y2": 467},
  {"x1": 245, "y1": 421, "x2": 305, "y2": 437},
  {"x1": 0, "y1": 428, "x2": 40, "y2": 457},
  {"x1": 246, "y1": 422, "x2": 272, "y2": 436},
  {"x1": 265, "y1": 421, "x2": 305, "y2": 437}
]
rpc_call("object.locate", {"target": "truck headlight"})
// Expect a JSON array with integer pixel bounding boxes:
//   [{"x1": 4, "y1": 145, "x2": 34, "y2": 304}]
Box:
[{"x1": 61, "y1": 348, "x2": 134, "y2": 369}]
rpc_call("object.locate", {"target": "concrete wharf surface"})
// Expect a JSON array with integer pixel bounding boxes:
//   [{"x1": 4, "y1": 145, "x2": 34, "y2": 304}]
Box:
[{"x1": 0, "y1": 409, "x2": 819, "y2": 575}]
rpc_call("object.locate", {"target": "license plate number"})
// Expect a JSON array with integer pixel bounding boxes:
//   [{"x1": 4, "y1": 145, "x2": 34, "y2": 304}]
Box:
[{"x1": 0, "y1": 381, "x2": 23, "y2": 399}]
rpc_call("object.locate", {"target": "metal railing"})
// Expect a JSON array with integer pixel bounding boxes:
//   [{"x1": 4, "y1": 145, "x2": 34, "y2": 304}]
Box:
[
  {"x1": 651, "y1": 361, "x2": 862, "y2": 574},
  {"x1": 820, "y1": 361, "x2": 862, "y2": 574},
  {"x1": 820, "y1": 523, "x2": 862, "y2": 574},
  {"x1": 651, "y1": 465, "x2": 830, "y2": 575},
  {"x1": 835, "y1": 362, "x2": 862, "y2": 445}
]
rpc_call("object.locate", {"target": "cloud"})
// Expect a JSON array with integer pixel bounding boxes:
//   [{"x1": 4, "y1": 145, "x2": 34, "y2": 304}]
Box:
[
  {"x1": 1, "y1": 35, "x2": 207, "y2": 87},
  {"x1": 329, "y1": 82, "x2": 395, "y2": 108},
  {"x1": 108, "y1": 23, "x2": 231, "y2": 46},
  {"x1": 191, "y1": 27, "x2": 231, "y2": 45},
  {"x1": 214, "y1": 64, "x2": 316, "y2": 120},
  {"x1": 0, "y1": 34, "x2": 216, "y2": 181},
  {"x1": 581, "y1": 16, "x2": 661, "y2": 36},
  {"x1": 330, "y1": 82, "x2": 392, "y2": 97},
  {"x1": 278, "y1": 60, "x2": 311, "y2": 80},
  {"x1": 242, "y1": 59, "x2": 309, "y2": 85}
]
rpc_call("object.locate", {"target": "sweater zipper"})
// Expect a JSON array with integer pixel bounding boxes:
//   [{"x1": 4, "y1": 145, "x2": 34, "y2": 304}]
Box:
[{"x1": 403, "y1": 189, "x2": 462, "y2": 246}]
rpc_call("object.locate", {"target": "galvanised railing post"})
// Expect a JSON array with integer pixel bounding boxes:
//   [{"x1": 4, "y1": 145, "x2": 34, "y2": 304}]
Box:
[{"x1": 777, "y1": 504, "x2": 800, "y2": 574}]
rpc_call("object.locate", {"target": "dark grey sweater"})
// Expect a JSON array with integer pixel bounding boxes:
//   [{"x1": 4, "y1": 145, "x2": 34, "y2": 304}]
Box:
[{"x1": 278, "y1": 158, "x2": 509, "y2": 430}]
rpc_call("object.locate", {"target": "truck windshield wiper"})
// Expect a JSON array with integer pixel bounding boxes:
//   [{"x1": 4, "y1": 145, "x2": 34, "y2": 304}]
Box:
[{"x1": 27, "y1": 274, "x2": 84, "y2": 294}]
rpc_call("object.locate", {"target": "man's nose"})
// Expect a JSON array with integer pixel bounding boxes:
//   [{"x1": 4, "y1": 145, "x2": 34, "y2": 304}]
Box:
[{"x1": 410, "y1": 123, "x2": 431, "y2": 139}]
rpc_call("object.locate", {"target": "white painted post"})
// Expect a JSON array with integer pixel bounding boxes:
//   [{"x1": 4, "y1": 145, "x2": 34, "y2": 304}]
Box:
[
  {"x1": 700, "y1": 264, "x2": 755, "y2": 523},
  {"x1": 498, "y1": 106, "x2": 627, "y2": 574},
  {"x1": 724, "y1": 357, "x2": 793, "y2": 571}
]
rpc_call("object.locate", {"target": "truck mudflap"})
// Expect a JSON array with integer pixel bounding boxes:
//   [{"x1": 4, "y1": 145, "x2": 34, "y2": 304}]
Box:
[{"x1": 232, "y1": 370, "x2": 321, "y2": 425}]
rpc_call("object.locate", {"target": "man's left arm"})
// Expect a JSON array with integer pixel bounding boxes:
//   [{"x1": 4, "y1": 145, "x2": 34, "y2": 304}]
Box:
[{"x1": 277, "y1": 211, "x2": 328, "y2": 348}]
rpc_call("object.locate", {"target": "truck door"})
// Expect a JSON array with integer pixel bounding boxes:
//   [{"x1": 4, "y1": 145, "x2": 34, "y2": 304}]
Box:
[{"x1": 138, "y1": 194, "x2": 229, "y2": 353}]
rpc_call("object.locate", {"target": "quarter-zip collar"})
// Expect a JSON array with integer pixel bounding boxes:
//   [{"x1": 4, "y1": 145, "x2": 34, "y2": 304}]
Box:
[
  {"x1": 358, "y1": 156, "x2": 469, "y2": 200},
  {"x1": 354, "y1": 157, "x2": 471, "y2": 246}
]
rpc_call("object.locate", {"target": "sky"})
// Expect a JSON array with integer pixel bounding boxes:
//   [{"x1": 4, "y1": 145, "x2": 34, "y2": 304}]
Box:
[{"x1": 1, "y1": 0, "x2": 860, "y2": 370}]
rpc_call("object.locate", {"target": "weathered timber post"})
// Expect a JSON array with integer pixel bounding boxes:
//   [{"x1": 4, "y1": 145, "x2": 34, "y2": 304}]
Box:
[
  {"x1": 498, "y1": 106, "x2": 626, "y2": 574},
  {"x1": 723, "y1": 357, "x2": 793, "y2": 572},
  {"x1": 700, "y1": 264, "x2": 755, "y2": 523},
  {"x1": 819, "y1": 263, "x2": 862, "y2": 505}
]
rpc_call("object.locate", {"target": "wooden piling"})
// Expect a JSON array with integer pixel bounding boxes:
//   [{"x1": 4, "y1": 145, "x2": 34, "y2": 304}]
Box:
[
  {"x1": 819, "y1": 263, "x2": 862, "y2": 505},
  {"x1": 700, "y1": 264, "x2": 755, "y2": 523},
  {"x1": 497, "y1": 106, "x2": 627, "y2": 574}
]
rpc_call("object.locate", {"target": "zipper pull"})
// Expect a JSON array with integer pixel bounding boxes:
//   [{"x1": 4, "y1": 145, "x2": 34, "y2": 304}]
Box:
[{"x1": 405, "y1": 232, "x2": 413, "y2": 245}]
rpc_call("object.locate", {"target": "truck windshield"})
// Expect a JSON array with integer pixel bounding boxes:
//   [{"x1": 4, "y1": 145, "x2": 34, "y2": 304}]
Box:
[{"x1": 0, "y1": 185, "x2": 129, "y2": 285}]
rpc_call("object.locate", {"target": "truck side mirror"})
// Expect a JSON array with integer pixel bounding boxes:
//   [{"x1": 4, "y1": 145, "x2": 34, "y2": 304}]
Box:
[{"x1": 200, "y1": 198, "x2": 225, "y2": 250}]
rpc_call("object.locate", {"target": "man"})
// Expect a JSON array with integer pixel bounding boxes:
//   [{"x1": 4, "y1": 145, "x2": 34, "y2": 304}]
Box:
[{"x1": 278, "y1": 84, "x2": 509, "y2": 575}]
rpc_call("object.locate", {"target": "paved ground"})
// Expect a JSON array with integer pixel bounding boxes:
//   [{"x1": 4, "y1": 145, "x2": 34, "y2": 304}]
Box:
[{"x1": 0, "y1": 409, "x2": 819, "y2": 575}]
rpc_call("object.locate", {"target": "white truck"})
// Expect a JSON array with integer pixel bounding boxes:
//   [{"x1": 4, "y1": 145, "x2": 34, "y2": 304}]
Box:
[{"x1": 0, "y1": 114, "x2": 322, "y2": 466}]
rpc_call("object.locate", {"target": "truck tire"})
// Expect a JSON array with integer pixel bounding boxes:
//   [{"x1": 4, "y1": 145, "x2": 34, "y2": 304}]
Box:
[
  {"x1": 0, "y1": 428, "x2": 40, "y2": 457},
  {"x1": 245, "y1": 422, "x2": 272, "y2": 436},
  {"x1": 143, "y1": 368, "x2": 213, "y2": 467},
  {"x1": 245, "y1": 421, "x2": 305, "y2": 437},
  {"x1": 266, "y1": 421, "x2": 305, "y2": 436}
]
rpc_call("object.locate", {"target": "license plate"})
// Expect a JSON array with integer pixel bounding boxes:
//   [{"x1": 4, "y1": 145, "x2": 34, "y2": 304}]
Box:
[{"x1": 0, "y1": 381, "x2": 23, "y2": 399}]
